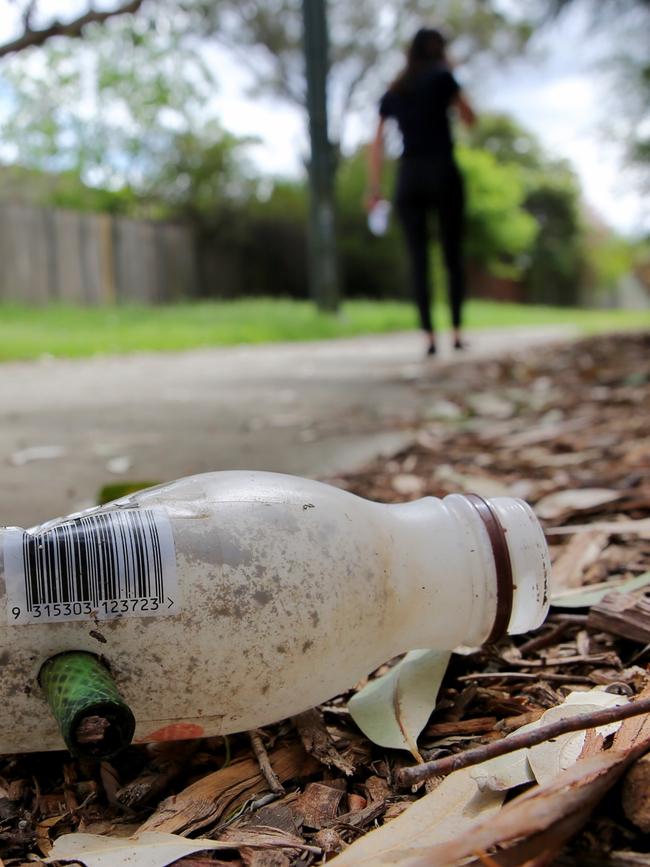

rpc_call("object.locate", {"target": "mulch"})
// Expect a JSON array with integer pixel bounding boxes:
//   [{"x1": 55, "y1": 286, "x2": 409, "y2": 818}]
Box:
[{"x1": 2, "y1": 330, "x2": 650, "y2": 866}]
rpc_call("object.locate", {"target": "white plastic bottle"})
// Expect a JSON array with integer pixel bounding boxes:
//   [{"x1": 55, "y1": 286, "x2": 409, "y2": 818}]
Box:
[
  {"x1": 0, "y1": 471, "x2": 550, "y2": 753},
  {"x1": 367, "y1": 199, "x2": 392, "y2": 236}
]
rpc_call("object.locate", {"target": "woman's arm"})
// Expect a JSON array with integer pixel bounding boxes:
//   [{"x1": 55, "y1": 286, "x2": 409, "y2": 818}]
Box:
[
  {"x1": 455, "y1": 91, "x2": 476, "y2": 127},
  {"x1": 366, "y1": 116, "x2": 385, "y2": 209}
]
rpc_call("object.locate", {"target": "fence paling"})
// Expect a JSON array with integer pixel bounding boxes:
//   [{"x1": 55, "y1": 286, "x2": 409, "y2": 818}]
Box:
[{"x1": 0, "y1": 203, "x2": 199, "y2": 305}]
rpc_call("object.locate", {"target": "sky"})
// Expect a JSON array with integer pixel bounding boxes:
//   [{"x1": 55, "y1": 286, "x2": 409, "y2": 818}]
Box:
[
  {"x1": 0, "y1": 0, "x2": 647, "y2": 236},
  {"x1": 204, "y1": 3, "x2": 647, "y2": 236}
]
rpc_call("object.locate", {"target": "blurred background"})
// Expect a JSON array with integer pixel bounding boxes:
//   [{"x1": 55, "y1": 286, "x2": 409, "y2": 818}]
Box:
[
  {"x1": 0, "y1": 0, "x2": 647, "y2": 317},
  {"x1": 0, "y1": 0, "x2": 648, "y2": 527}
]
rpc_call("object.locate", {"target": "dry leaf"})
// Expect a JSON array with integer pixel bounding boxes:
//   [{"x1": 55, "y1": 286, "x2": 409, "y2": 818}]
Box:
[
  {"x1": 46, "y1": 832, "x2": 227, "y2": 867},
  {"x1": 391, "y1": 474, "x2": 424, "y2": 496},
  {"x1": 46, "y1": 830, "x2": 314, "y2": 867},
  {"x1": 409, "y1": 689, "x2": 650, "y2": 867},
  {"x1": 348, "y1": 650, "x2": 451, "y2": 760},
  {"x1": 545, "y1": 518, "x2": 650, "y2": 537},
  {"x1": 534, "y1": 488, "x2": 624, "y2": 521},
  {"x1": 328, "y1": 767, "x2": 504, "y2": 866},
  {"x1": 471, "y1": 690, "x2": 627, "y2": 792},
  {"x1": 551, "y1": 572, "x2": 650, "y2": 609},
  {"x1": 550, "y1": 530, "x2": 609, "y2": 592}
]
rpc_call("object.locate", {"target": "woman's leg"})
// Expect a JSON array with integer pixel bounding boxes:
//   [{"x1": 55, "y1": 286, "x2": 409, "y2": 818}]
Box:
[
  {"x1": 438, "y1": 165, "x2": 466, "y2": 343},
  {"x1": 396, "y1": 199, "x2": 433, "y2": 338}
]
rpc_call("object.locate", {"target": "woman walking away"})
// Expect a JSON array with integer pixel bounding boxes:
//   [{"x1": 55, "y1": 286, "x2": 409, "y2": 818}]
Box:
[{"x1": 368, "y1": 28, "x2": 476, "y2": 357}]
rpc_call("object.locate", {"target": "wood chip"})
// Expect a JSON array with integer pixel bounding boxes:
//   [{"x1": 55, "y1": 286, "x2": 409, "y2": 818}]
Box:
[
  {"x1": 623, "y1": 753, "x2": 650, "y2": 833},
  {"x1": 551, "y1": 530, "x2": 609, "y2": 591},
  {"x1": 588, "y1": 592, "x2": 650, "y2": 643},
  {"x1": 293, "y1": 782, "x2": 344, "y2": 829},
  {"x1": 293, "y1": 708, "x2": 356, "y2": 775}
]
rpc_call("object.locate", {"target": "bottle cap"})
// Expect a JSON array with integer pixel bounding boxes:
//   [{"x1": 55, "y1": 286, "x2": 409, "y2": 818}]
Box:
[{"x1": 487, "y1": 497, "x2": 551, "y2": 635}]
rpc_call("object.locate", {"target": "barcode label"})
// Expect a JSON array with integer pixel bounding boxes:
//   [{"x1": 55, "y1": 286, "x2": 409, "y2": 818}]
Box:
[{"x1": 4, "y1": 509, "x2": 179, "y2": 624}]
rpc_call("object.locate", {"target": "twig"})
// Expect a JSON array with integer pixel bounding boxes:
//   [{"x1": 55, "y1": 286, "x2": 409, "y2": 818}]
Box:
[
  {"x1": 518, "y1": 620, "x2": 570, "y2": 655},
  {"x1": 395, "y1": 695, "x2": 650, "y2": 787},
  {"x1": 0, "y1": 0, "x2": 144, "y2": 58},
  {"x1": 548, "y1": 613, "x2": 589, "y2": 624},
  {"x1": 457, "y1": 672, "x2": 594, "y2": 685},
  {"x1": 248, "y1": 730, "x2": 285, "y2": 795},
  {"x1": 493, "y1": 652, "x2": 617, "y2": 668}
]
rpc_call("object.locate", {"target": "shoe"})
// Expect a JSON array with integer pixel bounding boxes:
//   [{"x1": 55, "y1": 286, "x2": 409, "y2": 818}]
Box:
[
  {"x1": 426, "y1": 342, "x2": 437, "y2": 357},
  {"x1": 453, "y1": 338, "x2": 465, "y2": 351}
]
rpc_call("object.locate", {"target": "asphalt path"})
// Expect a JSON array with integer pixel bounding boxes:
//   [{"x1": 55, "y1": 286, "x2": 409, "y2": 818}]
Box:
[{"x1": 0, "y1": 326, "x2": 577, "y2": 527}]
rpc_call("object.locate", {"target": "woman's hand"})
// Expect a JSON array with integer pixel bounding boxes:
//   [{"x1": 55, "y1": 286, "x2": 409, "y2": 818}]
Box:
[{"x1": 364, "y1": 189, "x2": 382, "y2": 213}]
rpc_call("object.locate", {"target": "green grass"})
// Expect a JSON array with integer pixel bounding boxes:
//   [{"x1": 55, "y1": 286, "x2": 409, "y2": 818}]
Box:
[{"x1": 0, "y1": 298, "x2": 647, "y2": 361}]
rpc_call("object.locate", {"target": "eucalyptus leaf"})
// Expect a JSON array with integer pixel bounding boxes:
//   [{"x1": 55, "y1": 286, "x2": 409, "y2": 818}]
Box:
[
  {"x1": 46, "y1": 831, "x2": 232, "y2": 867},
  {"x1": 46, "y1": 829, "x2": 312, "y2": 867},
  {"x1": 348, "y1": 649, "x2": 451, "y2": 759},
  {"x1": 471, "y1": 689, "x2": 627, "y2": 792},
  {"x1": 551, "y1": 571, "x2": 650, "y2": 608},
  {"x1": 329, "y1": 767, "x2": 504, "y2": 865}
]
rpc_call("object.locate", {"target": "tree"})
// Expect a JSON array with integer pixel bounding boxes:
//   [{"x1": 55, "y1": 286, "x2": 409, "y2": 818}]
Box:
[
  {"x1": 541, "y1": 0, "x2": 650, "y2": 174},
  {"x1": 0, "y1": 9, "x2": 245, "y2": 203},
  {"x1": 467, "y1": 113, "x2": 585, "y2": 304},
  {"x1": 0, "y1": 1, "x2": 145, "y2": 58},
  {"x1": 211, "y1": 0, "x2": 532, "y2": 144}
]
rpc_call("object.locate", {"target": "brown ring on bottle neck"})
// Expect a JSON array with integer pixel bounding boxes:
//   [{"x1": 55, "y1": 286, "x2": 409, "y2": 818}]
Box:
[{"x1": 461, "y1": 493, "x2": 514, "y2": 644}]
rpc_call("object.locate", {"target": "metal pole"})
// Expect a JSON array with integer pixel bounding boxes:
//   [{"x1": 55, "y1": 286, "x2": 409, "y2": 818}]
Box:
[{"x1": 302, "y1": 0, "x2": 340, "y2": 312}]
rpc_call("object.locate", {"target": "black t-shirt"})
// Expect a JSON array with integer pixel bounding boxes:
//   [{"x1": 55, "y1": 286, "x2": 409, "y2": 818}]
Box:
[{"x1": 379, "y1": 66, "x2": 460, "y2": 159}]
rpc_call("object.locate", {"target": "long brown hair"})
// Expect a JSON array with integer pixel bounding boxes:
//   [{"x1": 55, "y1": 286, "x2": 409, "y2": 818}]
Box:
[{"x1": 389, "y1": 28, "x2": 448, "y2": 94}]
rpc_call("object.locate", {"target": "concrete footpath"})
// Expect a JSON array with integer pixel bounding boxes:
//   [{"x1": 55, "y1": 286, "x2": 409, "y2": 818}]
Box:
[{"x1": 0, "y1": 326, "x2": 578, "y2": 527}]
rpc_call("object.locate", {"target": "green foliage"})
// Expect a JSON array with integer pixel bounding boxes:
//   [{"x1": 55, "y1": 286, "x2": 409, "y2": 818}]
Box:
[
  {"x1": 1, "y1": 9, "x2": 222, "y2": 194},
  {"x1": 335, "y1": 152, "x2": 407, "y2": 299},
  {"x1": 465, "y1": 113, "x2": 543, "y2": 171},
  {"x1": 456, "y1": 146, "x2": 537, "y2": 268},
  {"x1": 98, "y1": 482, "x2": 160, "y2": 504},
  {"x1": 0, "y1": 298, "x2": 645, "y2": 362},
  {"x1": 468, "y1": 113, "x2": 587, "y2": 305},
  {"x1": 142, "y1": 125, "x2": 256, "y2": 218},
  {"x1": 523, "y1": 173, "x2": 585, "y2": 306},
  {"x1": 586, "y1": 233, "x2": 638, "y2": 295},
  {"x1": 0, "y1": 163, "x2": 139, "y2": 214}
]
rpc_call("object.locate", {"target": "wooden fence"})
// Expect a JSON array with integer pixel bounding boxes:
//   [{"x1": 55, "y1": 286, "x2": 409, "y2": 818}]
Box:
[{"x1": 0, "y1": 203, "x2": 201, "y2": 304}]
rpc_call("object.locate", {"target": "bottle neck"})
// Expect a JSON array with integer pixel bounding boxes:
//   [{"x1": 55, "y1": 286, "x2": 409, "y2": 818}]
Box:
[{"x1": 383, "y1": 494, "x2": 550, "y2": 651}]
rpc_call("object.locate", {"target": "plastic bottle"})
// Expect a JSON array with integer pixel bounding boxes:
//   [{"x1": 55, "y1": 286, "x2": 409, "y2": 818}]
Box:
[
  {"x1": 0, "y1": 471, "x2": 550, "y2": 754},
  {"x1": 367, "y1": 199, "x2": 391, "y2": 236}
]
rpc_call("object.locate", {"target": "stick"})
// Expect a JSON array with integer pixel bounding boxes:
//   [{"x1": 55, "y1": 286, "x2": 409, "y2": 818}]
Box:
[
  {"x1": 518, "y1": 621, "x2": 570, "y2": 656},
  {"x1": 248, "y1": 730, "x2": 285, "y2": 795},
  {"x1": 395, "y1": 695, "x2": 650, "y2": 788},
  {"x1": 457, "y1": 672, "x2": 594, "y2": 685},
  {"x1": 0, "y1": 0, "x2": 144, "y2": 58}
]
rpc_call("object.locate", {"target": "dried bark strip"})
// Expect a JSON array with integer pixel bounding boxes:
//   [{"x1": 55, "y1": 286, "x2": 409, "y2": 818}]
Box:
[
  {"x1": 139, "y1": 742, "x2": 319, "y2": 836},
  {"x1": 588, "y1": 592, "x2": 650, "y2": 644}
]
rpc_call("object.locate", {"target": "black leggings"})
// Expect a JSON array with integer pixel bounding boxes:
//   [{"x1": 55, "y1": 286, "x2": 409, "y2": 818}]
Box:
[{"x1": 395, "y1": 156, "x2": 466, "y2": 333}]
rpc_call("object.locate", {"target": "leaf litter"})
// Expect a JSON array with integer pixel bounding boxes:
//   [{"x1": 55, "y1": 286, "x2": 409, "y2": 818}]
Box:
[{"x1": 2, "y1": 331, "x2": 650, "y2": 866}]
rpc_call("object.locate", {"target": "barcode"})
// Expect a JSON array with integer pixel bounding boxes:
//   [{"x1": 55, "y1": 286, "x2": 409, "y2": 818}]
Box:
[{"x1": 4, "y1": 509, "x2": 179, "y2": 624}]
